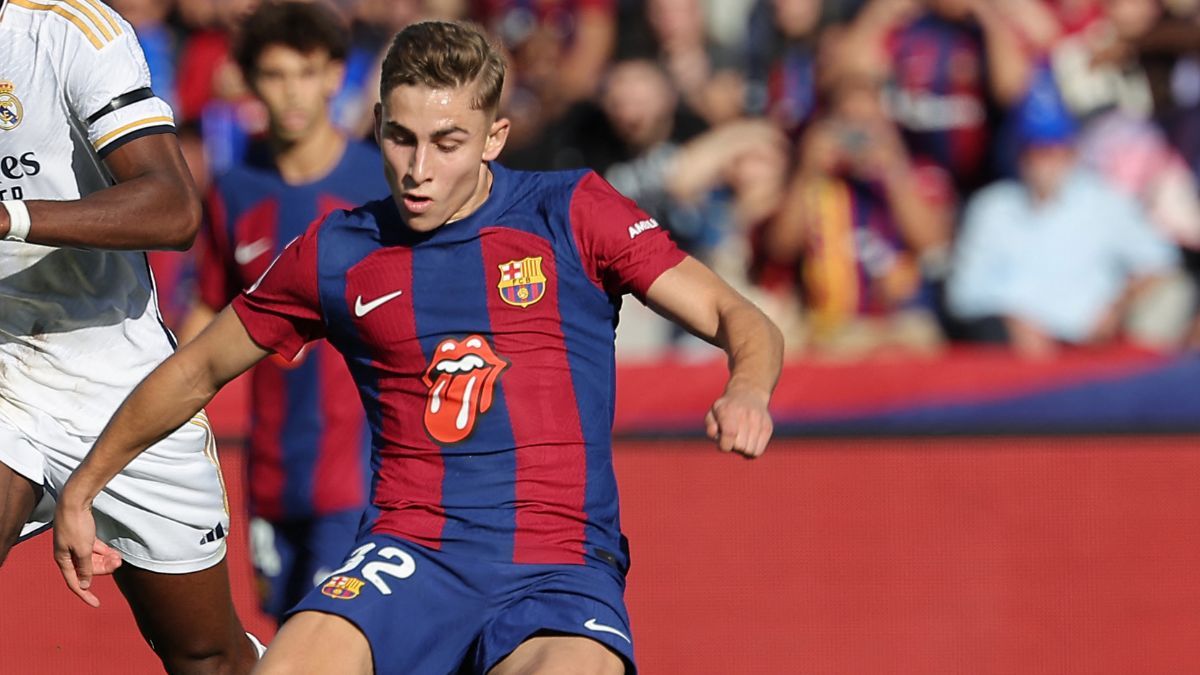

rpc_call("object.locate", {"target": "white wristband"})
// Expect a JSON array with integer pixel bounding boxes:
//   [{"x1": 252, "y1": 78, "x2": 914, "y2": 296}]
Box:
[{"x1": 2, "y1": 199, "x2": 30, "y2": 242}]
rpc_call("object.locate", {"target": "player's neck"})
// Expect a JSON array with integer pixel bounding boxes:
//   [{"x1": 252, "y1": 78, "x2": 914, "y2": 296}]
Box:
[{"x1": 271, "y1": 121, "x2": 346, "y2": 186}]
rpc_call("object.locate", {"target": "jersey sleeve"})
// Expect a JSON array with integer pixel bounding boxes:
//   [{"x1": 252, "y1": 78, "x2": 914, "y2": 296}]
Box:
[
  {"x1": 568, "y1": 171, "x2": 687, "y2": 299},
  {"x1": 231, "y1": 225, "x2": 326, "y2": 359},
  {"x1": 59, "y1": 5, "x2": 175, "y2": 158},
  {"x1": 196, "y1": 186, "x2": 237, "y2": 311}
]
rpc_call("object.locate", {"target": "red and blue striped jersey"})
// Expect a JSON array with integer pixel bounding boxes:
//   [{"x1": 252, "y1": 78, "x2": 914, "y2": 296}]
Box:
[
  {"x1": 199, "y1": 140, "x2": 385, "y2": 521},
  {"x1": 887, "y1": 13, "x2": 996, "y2": 194},
  {"x1": 231, "y1": 164, "x2": 686, "y2": 568}
]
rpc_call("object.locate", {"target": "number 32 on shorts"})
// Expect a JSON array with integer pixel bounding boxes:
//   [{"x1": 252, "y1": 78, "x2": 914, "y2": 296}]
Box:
[{"x1": 321, "y1": 543, "x2": 416, "y2": 598}]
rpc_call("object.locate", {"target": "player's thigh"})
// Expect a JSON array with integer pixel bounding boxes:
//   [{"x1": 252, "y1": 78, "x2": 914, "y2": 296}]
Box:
[
  {"x1": 488, "y1": 635, "x2": 624, "y2": 675},
  {"x1": 256, "y1": 610, "x2": 373, "y2": 675},
  {"x1": 0, "y1": 421, "x2": 50, "y2": 562},
  {"x1": 0, "y1": 460, "x2": 40, "y2": 563}
]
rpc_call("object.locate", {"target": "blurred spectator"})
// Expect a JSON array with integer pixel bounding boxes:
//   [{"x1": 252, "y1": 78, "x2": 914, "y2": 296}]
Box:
[
  {"x1": 1077, "y1": 109, "x2": 1200, "y2": 251},
  {"x1": 180, "y1": 0, "x2": 382, "y2": 622},
  {"x1": 176, "y1": 0, "x2": 259, "y2": 123},
  {"x1": 763, "y1": 43, "x2": 951, "y2": 356},
  {"x1": 1081, "y1": 0, "x2": 1200, "y2": 180},
  {"x1": 478, "y1": 0, "x2": 616, "y2": 121},
  {"x1": 1051, "y1": 0, "x2": 1157, "y2": 120},
  {"x1": 947, "y1": 83, "x2": 1192, "y2": 357},
  {"x1": 175, "y1": 0, "x2": 218, "y2": 29},
  {"x1": 176, "y1": 0, "x2": 265, "y2": 176},
  {"x1": 745, "y1": 0, "x2": 824, "y2": 138},
  {"x1": 598, "y1": 58, "x2": 787, "y2": 277},
  {"x1": 646, "y1": 0, "x2": 748, "y2": 124},
  {"x1": 848, "y1": 0, "x2": 1034, "y2": 196}
]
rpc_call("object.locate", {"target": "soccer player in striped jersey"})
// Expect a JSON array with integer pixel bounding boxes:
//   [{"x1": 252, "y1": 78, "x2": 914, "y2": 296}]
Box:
[
  {"x1": 181, "y1": 1, "x2": 383, "y2": 623},
  {"x1": 0, "y1": 0, "x2": 260, "y2": 670},
  {"x1": 55, "y1": 20, "x2": 782, "y2": 674}
]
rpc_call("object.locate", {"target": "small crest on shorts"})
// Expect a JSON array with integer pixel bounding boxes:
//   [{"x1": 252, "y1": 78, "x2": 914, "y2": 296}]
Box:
[
  {"x1": 0, "y1": 81, "x2": 22, "y2": 131},
  {"x1": 497, "y1": 256, "x2": 546, "y2": 308},
  {"x1": 321, "y1": 575, "x2": 365, "y2": 600}
]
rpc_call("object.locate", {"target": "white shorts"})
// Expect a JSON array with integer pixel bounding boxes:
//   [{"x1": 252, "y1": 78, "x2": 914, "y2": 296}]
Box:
[{"x1": 0, "y1": 408, "x2": 230, "y2": 574}]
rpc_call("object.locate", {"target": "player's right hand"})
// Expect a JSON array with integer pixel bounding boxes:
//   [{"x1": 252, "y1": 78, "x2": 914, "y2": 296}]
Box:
[
  {"x1": 705, "y1": 386, "x2": 773, "y2": 459},
  {"x1": 53, "y1": 497, "x2": 118, "y2": 608}
]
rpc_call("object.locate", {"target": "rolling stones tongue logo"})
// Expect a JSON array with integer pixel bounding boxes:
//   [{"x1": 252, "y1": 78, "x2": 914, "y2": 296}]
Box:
[{"x1": 422, "y1": 335, "x2": 508, "y2": 444}]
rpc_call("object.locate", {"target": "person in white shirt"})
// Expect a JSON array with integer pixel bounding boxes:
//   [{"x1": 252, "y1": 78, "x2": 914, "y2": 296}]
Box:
[{"x1": 0, "y1": 0, "x2": 261, "y2": 670}]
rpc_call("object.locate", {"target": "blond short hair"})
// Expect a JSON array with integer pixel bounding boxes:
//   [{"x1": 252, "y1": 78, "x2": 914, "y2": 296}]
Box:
[{"x1": 380, "y1": 21, "x2": 505, "y2": 116}]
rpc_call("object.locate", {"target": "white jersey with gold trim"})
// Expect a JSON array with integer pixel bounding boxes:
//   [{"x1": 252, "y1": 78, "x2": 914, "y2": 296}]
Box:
[{"x1": 0, "y1": 0, "x2": 179, "y2": 438}]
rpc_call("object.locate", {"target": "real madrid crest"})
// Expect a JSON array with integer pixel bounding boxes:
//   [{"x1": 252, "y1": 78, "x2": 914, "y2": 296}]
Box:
[
  {"x1": 497, "y1": 256, "x2": 547, "y2": 308},
  {"x1": 0, "y1": 81, "x2": 22, "y2": 131}
]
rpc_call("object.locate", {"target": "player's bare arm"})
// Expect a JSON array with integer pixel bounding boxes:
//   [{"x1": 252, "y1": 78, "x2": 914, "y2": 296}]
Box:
[
  {"x1": 53, "y1": 308, "x2": 271, "y2": 607},
  {"x1": 0, "y1": 133, "x2": 201, "y2": 250},
  {"x1": 644, "y1": 256, "x2": 783, "y2": 458}
]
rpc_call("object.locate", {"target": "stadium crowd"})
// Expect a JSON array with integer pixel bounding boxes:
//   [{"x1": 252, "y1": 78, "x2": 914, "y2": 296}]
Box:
[{"x1": 131, "y1": 0, "x2": 1200, "y2": 359}]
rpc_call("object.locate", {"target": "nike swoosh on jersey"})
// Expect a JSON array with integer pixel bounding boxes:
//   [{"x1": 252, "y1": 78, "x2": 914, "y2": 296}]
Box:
[
  {"x1": 234, "y1": 238, "x2": 273, "y2": 265},
  {"x1": 354, "y1": 290, "x2": 404, "y2": 317},
  {"x1": 583, "y1": 618, "x2": 631, "y2": 643}
]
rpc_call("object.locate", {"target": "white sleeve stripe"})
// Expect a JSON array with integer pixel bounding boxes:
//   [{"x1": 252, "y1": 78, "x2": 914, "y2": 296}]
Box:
[{"x1": 92, "y1": 115, "x2": 173, "y2": 149}]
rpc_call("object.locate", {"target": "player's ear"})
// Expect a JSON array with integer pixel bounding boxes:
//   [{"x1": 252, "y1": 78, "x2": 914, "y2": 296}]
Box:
[
  {"x1": 373, "y1": 103, "x2": 383, "y2": 146},
  {"x1": 482, "y1": 117, "x2": 510, "y2": 162}
]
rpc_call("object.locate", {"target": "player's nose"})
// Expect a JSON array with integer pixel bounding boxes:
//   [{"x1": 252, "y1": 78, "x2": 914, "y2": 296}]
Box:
[{"x1": 408, "y1": 145, "x2": 432, "y2": 183}]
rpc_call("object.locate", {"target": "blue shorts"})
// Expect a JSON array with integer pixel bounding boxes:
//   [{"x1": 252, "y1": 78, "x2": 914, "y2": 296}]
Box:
[
  {"x1": 250, "y1": 509, "x2": 363, "y2": 620},
  {"x1": 289, "y1": 533, "x2": 636, "y2": 674}
]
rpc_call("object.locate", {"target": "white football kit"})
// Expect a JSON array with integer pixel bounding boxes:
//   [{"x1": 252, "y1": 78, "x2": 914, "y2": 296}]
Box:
[{"x1": 0, "y1": 0, "x2": 229, "y2": 573}]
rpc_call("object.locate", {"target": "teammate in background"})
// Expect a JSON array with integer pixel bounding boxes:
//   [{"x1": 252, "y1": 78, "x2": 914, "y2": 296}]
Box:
[
  {"x1": 55, "y1": 20, "x2": 783, "y2": 675},
  {"x1": 0, "y1": 0, "x2": 261, "y2": 671},
  {"x1": 177, "y1": 0, "x2": 383, "y2": 623}
]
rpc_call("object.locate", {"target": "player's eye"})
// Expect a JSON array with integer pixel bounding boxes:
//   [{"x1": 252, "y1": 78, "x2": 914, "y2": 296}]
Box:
[{"x1": 436, "y1": 144, "x2": 459, "y2": 153}]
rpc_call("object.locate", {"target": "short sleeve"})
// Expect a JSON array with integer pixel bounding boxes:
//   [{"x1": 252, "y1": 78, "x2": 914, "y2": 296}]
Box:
[
  {"x1": 231, "y1": 226, "x2": 326, "y2": 359},
  {"x1": 196, "y1": 187, "x2": 237, "y2": 311},
  {"x1": 568, "y1": 172, "x2": 687, "y2": 299},
  {"x1": 59, "y1": 6, "x2": 175, "y2": 158}
]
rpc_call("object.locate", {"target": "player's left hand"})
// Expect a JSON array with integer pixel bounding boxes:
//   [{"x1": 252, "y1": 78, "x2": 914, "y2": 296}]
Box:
[
  {"x1": 53, "y1": 496, "x2": 119, "y2": 608},
  {"x1": 705, "y1": 387, "x2": 773, "y2": 459}
]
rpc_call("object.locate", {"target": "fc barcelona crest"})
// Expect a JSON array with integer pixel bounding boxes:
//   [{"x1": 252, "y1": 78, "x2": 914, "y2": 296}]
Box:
[
  {"x1": 497, "y1": 256, "x2": 546, "y2": 308},
  {"x1": 0, "y1": 81, "x2": 22, "y2": 131},
  {"x1": 321, "y1": 575, "x2": 365, "y2": 600}
]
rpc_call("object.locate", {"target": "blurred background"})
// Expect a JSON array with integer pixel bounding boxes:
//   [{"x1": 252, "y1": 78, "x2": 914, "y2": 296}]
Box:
[{"x1": 4, "y1": 0, "x2": 1200, "y2": 673}]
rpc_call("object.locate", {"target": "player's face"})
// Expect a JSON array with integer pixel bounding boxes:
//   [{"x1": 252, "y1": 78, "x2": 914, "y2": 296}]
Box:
[
  {"x1": 375, "y1": 83, "x2": 510, "y2": 232},
  {"x1": 251, "y1": 45, "x2": 343, "y2": 144}
]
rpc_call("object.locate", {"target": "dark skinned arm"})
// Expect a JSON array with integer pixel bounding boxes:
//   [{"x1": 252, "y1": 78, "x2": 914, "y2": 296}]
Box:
[{"x1": 0, "y1": 132, "x2": 201, "y2": 250}]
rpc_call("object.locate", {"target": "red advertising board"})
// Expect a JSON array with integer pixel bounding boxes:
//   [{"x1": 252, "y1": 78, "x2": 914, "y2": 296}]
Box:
[{"x1": 2, "y1": 437, "x2": 1198, "y2": 674}]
